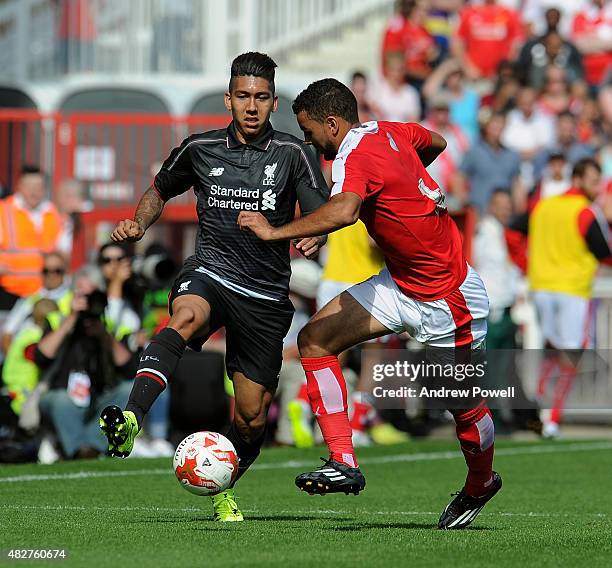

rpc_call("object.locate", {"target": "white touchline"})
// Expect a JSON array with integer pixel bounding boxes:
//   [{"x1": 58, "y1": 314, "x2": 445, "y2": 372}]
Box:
[{"x1": 0, "y1": 441, "x2": 611, "y2": 484}]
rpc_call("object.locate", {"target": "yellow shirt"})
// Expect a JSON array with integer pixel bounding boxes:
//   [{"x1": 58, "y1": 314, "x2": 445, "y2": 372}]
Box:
[
  {"x1": 528, "y1": 191, "x2": 598, "y2": 299},
  {"x1": 322, "y1": 221, "x2": 384, "y2": 284}
]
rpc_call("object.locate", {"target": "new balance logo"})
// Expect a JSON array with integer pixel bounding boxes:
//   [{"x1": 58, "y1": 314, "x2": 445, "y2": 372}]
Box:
[
  {"x1": 208, "y1": 167, "x2": 224, "y2": 176},
  {"x1": 263, "y1": 162, "x2": 277, "y2": 186},
  {"x1": 178, "y1": 280, "x2": 191, "y2": 293},
  {"x1": 261, "y1": 189, "x2": 276, "y2": 211}
]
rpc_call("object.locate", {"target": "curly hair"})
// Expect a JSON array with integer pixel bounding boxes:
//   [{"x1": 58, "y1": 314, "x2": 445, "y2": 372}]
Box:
[{"x1": 292, "y1": 78, "x2": 359, "y2": 123}]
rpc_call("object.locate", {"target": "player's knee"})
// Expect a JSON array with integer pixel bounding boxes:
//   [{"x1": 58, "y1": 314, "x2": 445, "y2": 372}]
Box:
[
  {"x1": 234, "y1": 400, "x2": 268, "y2": 439},
  {"x1": 169, "y1": 305, "x2": 203, "y2": 337},
  {"x1": 234, "y1": 410, "x2": 266, "y2": 441},
  {"x1": 297, "y1": 323, "x2": 328, "y2": 358}
]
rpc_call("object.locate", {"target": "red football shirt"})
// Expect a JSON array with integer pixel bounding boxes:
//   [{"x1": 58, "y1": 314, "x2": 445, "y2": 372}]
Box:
[
  {"x1": 455, "y1": 5, "x2": 523, "y2": 78},
  {"x1": 572, "y1": 5, "x2": 612, "y2": 86},
  {"x1": 330, "y1": 121, "x2": 467, "y2": 302},
  {"x1": 381, "y1": 15, "x2": 435, "y2": 76}
]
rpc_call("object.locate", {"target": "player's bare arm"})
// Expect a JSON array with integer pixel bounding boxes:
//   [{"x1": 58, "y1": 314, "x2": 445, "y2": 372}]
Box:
[
  {"x1": 417, "y1": 130, "x2": 447, "y2": 168},
  {"x1": 238, "y1": 193, "x2": 361, "y2": 241},
  {"x1": 111, "y1": 185, "x2": 164, "y2": 242}
]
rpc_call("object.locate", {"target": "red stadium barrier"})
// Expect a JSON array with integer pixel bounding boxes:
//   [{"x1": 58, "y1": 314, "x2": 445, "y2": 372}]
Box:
[{"x1": 0, "y1": 109, "x2": 56, "y2": 193}]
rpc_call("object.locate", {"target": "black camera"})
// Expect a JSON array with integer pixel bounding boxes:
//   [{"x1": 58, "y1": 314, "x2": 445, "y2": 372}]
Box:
[{"x1": 82, "y1": 289, "x2": 108, "y2": 319}]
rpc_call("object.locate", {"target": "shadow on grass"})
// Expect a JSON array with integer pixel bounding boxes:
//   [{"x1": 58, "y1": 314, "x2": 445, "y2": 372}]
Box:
[{"x1": 332, "y1": 522, "x2": 494, "y2": 531}]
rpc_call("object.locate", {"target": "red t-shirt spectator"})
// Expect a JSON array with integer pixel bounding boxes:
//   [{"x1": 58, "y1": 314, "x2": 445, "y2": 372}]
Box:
[
  {"x1": 572, "y1": 3, "x2": 612, "y2": 86},
  {"x1": 382, "y1": 14, "x2": 436, "y2": 78},
  {"x1": 455, "y1": 3, "x2": 523, "y2": 79}
]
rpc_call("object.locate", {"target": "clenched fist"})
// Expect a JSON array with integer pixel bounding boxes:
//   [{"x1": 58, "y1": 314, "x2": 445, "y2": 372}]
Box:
[{"x1": 111, "y1": 219, "x2": 145, "y2": 242}]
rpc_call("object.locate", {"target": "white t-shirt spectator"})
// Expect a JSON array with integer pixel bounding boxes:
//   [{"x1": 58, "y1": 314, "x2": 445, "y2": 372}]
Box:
[
  {"x1": 501, "y1": 109, "x2": 557, "y2": 156},
  {"x1": 369, "y1": 80, "x2": 421, "y2": 123},
  {"x1": 473, "y1": 215, "x2": 521, "y2": 311}
]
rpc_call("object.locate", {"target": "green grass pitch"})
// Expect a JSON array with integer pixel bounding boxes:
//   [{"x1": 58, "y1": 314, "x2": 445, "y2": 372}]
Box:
[{"x1": 1, "y1": 439, "x2": 611, "y2": 567}]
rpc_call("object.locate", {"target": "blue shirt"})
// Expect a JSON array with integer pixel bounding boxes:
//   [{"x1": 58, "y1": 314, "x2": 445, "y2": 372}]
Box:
[{"x1": 461, "y1": 140, "x2": 521, "y2": 214}]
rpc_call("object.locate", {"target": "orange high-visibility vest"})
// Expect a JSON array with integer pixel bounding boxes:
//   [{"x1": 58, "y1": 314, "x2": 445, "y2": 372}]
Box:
[{"x1": 0, "y1": 195, "x2": 63, "y2": 297}]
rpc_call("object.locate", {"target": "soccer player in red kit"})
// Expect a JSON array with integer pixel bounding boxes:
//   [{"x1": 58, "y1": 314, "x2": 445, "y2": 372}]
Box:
[{"x1": 238, "y1": 79, "x2": 501, "y2": 530}]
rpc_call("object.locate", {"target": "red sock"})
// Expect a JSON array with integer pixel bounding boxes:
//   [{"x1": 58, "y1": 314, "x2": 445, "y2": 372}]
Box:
[
  {"x1": 301, "y1": 355, "x2": 357, "y2": 467},
  {"x1": 296, "y1": 382, "x2": 309, "y2": 405},
  {"x1": 537, "y1": 356, "x2": 558, "y2": 397},
  {"x1": 550, "y1": 363, "x2": 577, "y2": 424},
  {"x1": 454, "y1": 403, "x2": 495, "y2": 497},
  {"x1": 350, "y1": 400, "x2": 371, "y2": 432}
]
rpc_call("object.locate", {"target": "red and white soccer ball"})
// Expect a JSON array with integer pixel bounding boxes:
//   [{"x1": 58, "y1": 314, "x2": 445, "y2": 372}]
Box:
[{"x1": 173, "y1": 432, "x2": 239, "y2": 496}]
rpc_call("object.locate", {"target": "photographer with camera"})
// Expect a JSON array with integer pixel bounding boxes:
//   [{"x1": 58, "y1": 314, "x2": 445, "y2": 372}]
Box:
[
  {"x1": 31, "y1": 267, "x2": 137, "y2": 459},
  {"x1": 97, "y1": 243, "x2": 141, "y2": 341}
]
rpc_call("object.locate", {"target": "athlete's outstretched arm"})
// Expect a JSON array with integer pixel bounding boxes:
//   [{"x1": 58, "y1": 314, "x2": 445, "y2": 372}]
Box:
[
  {"x1": 417, "y1": 130, "x2": 447, "y2": 168},
  {"x1": 238, "y1": 193, "x2": 362, "y2": 241},
  {"x1": 111, "y1": 186, "x2": 165, "y2": 242}
]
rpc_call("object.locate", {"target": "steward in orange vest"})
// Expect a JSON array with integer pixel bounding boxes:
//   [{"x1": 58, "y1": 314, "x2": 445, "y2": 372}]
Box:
[{"x1": 0, "y1": 167, "x2": 63, "y2": 301}]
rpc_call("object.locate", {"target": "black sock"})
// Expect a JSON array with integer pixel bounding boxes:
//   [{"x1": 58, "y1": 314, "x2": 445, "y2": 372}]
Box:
[
  {"x1": 225, "y1": 422, "x2": 266, "y2": 484},
  {"x1": 126, "y1": 328, "x2": 186, "y2": 427}
]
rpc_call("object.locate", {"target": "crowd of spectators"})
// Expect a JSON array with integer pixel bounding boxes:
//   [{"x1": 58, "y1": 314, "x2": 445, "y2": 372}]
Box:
[{"x1": 369, "y1": 0, "x2": 612, "y2": 217}]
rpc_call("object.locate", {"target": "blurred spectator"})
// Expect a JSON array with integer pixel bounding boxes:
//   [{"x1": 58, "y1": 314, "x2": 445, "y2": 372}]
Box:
[
  {"x1": 576, "y1": 95, "x2": 604, "y2": 145},
  {"x1": 55, "y1": 178, "x2": 93, "y2": 261},
  {"x1": 533, "y1": 153, "x2": 572, "y2": 201},
  {"x1": 452, "y1": 0, "x2": 524, "y2": 81},
  {"x1": 518, "y1": 29, "x2": 584, "y2": 89},
  {"x1": 454, "y1": 112, "x2": 522, "y2": 214},
  {"x1": 1, "y1": 252, "x2": 72, "y2": 355},
  {"x1": 572, "y1": 0, "x2": 612, "y2": 88},
  {"x1": 533, "y1": 111, "x2": 595, "y2": 179},
  {"x1": 522, "y1": 1, "x2": 588, "y2": 38},
  {"x1": 2, "y1": 299, "x2": 59, "y2": 418},
  {"x1": 473, "y1": 189, "x2": 521, "y2": 349},
  {"x1": 96, "y1": 243, "x2": 141, "y2": 341},
  {"x1": 481, "y1": 60, "x2": 521, "y2": 113},
  {"x1": 0, "y1": 166, "x2": 64, "y2": 310},
  {"x1": 526, "y1": 159, "x2": 612, "y2": 437},
  {"x1": 370, "y1": 52, "x2": 421, "y2": 122},
  {"x1": 422, "y1": 94, "x2": 470, "y2": 200},
  {"x1": 537, "y1": 65, "x2": 573, "y2": 115},
  {"x1": 32, "y1": 267, "x2": 137, "y2": 459},
  {"x1": 423, "y1": 58, "x2": 481, "y2": 141},
  {"x1": 350, "y1": 71, "x2": 378, "y2": 122},
  {"x1": 501, "y1": 87, "x2": 557, "y2": 186},
  {"x1": 425, "y1": 1, "x2": 464, "y2": 61},
  {"x1": 381, "y1": 0, "x2": 438, "y2": 88}
]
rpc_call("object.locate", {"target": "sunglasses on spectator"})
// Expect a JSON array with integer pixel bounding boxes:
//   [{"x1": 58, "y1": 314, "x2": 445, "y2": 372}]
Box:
[
  {"x1": 42, "y1": 268, "x2": 65, "y2": 275},
  {"x1": 100, "y1": 255, "x2": 127, "y2": 264}
]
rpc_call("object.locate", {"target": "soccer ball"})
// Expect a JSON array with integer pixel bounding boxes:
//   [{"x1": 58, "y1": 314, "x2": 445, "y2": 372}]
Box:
[{"x1": 173, "y1": 432, "x2": 239, "y2": 496}]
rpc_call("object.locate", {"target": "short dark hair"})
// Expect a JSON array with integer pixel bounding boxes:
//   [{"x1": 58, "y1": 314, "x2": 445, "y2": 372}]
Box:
[
  {"x1": 292, "y1": 78, "x2": 359, "y2": 123},
  {"x1": 20, "y1": 164, "x2": 42, "y2": 176},
  {"x1": 229, "y1": 52, "x2": 277, "y2": 93},
  {"x1": 572, "y1": 158, "x2": 601, "y2": 178},
  {"x1": 351, "y1": 71, "x2": 367, "y2": 83}
]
